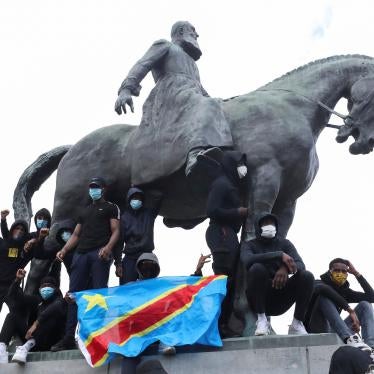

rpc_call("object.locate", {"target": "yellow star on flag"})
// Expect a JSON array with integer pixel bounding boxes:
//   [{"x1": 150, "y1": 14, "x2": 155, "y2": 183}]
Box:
[{"x1": 83, "y1": 293, "x2": 108, "y2": 313}]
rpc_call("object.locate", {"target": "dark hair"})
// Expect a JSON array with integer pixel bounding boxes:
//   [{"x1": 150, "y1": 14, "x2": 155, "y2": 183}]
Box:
[{"x1": 329, "y1": 258, "x2": 348, "y2": 269}]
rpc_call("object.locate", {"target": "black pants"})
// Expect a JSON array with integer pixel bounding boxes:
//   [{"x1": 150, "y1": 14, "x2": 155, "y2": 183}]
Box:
[
  {"x1": 206, "y1": 224, "x2": 239, "y2": 325},
  {"x1": 329, "y1": 346, "x2": 373, "y2": 374},
  {"x1": 0, "y1": 311, "x2": 62, "y2": 350},
  {"x1": 65, "y1": 248, "x2": 111, "y2": 337},
  {"x1": 0, "y1": 286, "x2": 9, "y2": 314},
  {"x1": 120, "y1": 255, "x2": 140, "y2": 285},
  {"x1": 246, "y1": 263, "x2": 314, "y2": 321}
]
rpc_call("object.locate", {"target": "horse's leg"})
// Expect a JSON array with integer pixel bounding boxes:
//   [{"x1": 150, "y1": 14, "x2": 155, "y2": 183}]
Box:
[
  {"x1": 243, "y1": 164, "x2": 281, "y2": 241},
  {"x1": 232, "y1": 165, "x2": 281, "y2": 336},
  {"x1": 272, "y1": 199, "x2": 297, "y2": 239}
]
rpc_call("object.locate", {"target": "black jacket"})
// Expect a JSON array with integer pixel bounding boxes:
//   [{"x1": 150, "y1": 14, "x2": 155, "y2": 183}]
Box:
[
  {"x1": 305, "y1": 271, "x2": 374, "y2": 333},
  {"x1": 0, "y1": 219, "x2": 33, "y2": 287},
  {"x1": 6, "y1": 278, "x2": 66, "y2": 324},
  {"x1": 240, "y1": 213, "x2": 305, "y2": 278},
  {"x1": 119, "y1": 188, "x2": 162, "y2": 259},
  {"x1": 206, "y1": 151, "x2": 245, "y2": 233},
  {"x1": 0, "y1": 219, "x2": 51, "y2": 287}
]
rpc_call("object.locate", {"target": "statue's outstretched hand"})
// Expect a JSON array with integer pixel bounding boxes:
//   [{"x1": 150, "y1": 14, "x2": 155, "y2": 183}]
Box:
[{"x1": 115, "y1": 89, "x2": 134, "y2": 115}]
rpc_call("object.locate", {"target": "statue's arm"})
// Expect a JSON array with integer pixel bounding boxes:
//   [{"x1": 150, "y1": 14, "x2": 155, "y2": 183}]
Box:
[
  {"x1": 117, "y1": 39, "x2": 171, "y2": 97},
  {"x1": 114, "y1": 39, "x2": 170, "y2": 115}
]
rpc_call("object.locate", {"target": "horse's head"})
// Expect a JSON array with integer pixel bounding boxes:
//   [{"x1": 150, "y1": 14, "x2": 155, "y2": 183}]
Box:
[{"x1": 337, "y1": 76, "x2": 374, "y2": 154}]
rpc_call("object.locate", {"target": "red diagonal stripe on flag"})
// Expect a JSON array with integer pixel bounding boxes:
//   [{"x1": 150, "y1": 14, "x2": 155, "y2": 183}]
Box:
[{"x1": 86, "y1": 276, "x2": 217, "y2": 365}]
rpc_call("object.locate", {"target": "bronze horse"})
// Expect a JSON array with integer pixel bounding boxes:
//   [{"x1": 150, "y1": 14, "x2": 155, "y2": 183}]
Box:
[{"x1": 14, "y1": 55, "x2": 374, "y2": 329}]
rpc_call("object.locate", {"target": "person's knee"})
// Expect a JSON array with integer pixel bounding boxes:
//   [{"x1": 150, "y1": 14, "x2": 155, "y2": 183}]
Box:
[
  {"x1": 296, "y1": 269, "x2": 314, "y2": 284},
  {"x1": 357, "y1": 300, "x2": 373, "y2": 312},
  {"x1": 248, "y1": 263, "x2": 268, "y2": 278}
]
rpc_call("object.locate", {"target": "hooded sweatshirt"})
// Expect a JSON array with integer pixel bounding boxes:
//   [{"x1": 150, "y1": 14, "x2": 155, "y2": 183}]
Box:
[
  {"x1": 305, "y1": 271, "x2": 374, "y2": 333},
  {"x1": 135, "y1": 252, "x2": 161, "y2": 279},
  {"x1": 0, "y1": 219, "x2": 32, "y2": 287},
  {"x1": 1, "y1": 208, "x2": 51, "y2": 241},
  {"x1": 119, "y1": 187, "x2": 162, "y2": 259},
  {"x1": 6, "y1": 277, "x2": 66, "y2": 328},
  {"x1": 206, "y1": 151, "x2": 245, "y2": 233},
  {"x1": 240, "y1": 213, "x2": 305, "y2": 278}
]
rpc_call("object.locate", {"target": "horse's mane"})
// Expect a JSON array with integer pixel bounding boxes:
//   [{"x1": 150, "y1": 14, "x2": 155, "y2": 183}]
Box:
[{"x1": 262, "y1": 54, "x2": 374, "y2": 88}]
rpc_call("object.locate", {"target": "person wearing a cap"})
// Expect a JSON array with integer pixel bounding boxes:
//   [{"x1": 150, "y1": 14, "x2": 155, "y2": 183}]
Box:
[
  {"x1": 52, "y1": 177, "x2": 120, "y2": 351},
  {"x1": 0, "y1": 269, "x2": 66, "y2": 364}
]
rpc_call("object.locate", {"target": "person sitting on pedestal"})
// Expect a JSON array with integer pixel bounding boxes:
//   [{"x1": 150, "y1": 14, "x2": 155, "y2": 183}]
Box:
[
  {"x1": 305, "y1": 258, "x2": 374, "y2": 351},
  {"x1": 0, "y1": 269, "x2": 66, "y2": 364},
  {"x1": 240, "y1": 213, "x2": 314, "y2": 336}
]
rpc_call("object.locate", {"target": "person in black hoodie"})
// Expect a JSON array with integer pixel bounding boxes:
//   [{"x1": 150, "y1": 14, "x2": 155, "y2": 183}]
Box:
[
  {"x1": 305, "y1": 258, "x2": 374, "y2": 351},
  {"x1": 118, "y1": 187, "x2": 162, "y2": 284},
  {"x1": 241, "y1": 213, "x2": 314, "y2": 336},
  {"x1": 0, "y1": 269, "x2": 66, "y2": 364},
  {"x1": 14, "y1": 208, "x2": 53, "y2": 296},
  {"x1": 0, "y1": 219, "x2": 30, "y2": 313},
  {"x1": 205, "y1": 150, "x2": 248, "y2": 337}
]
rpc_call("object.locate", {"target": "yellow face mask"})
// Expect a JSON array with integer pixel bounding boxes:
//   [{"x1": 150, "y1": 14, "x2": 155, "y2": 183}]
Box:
[{"x1": 331, "y1": 271, "x2": 348, "y2": 286}]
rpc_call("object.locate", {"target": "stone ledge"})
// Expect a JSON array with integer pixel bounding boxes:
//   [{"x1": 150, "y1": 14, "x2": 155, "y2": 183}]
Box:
[{"x1": 15, "y1": 333, "x2": 341, "y2": 362}]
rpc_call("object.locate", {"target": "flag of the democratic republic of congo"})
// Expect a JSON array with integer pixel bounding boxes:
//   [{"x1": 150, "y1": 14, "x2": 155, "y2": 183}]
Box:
[{"x1": 74, "y1": 275, "x2": 227, "y2": 367}]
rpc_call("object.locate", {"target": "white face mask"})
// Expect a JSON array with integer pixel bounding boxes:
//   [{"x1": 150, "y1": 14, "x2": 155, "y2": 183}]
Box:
[
  {"x1": 261, "y1": 224, "x2": 276, "y2": 238},
  {"x1": 237, "y1": 165, "x2": 247, "y2": 179}
]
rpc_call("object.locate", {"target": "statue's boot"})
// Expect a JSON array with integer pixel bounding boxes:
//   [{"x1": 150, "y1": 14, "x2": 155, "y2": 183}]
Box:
[{"x1": 185, "y1": 147, "x2": 223, "y2": 176}]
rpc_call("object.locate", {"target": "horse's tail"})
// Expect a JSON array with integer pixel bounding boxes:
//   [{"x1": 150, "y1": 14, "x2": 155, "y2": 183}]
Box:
[{"x1": 13, "y1": 145, "x2": 71, "y2": 223}]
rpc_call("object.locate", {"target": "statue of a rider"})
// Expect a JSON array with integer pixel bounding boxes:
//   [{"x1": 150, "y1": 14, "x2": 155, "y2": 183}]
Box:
[{"x1": 114, "y1": 21, "x2": 233, "y2": 185}]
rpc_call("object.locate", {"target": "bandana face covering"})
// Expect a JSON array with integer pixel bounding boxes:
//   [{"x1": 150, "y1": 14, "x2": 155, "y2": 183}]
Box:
[{"x1": 331, "y1": 271, "x2": 348, "y2": 286}]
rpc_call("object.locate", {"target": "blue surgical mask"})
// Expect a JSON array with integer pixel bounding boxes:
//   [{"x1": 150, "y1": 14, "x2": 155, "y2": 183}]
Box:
[
  {"x1": 89, "y1": 188, "x2": 102, "y2": 201},
  {"x1": 130, "y1": 199, "x2": 142, "y2": 210},
  {"x1": 39, "y1": 287, "x2": 55, "y2": 300},
  {"x1": 36, "y1": 219, "x2": 48, "y2": 229},
  {"x1": 61, "y1": 231, "x2": 71, "y2": 243}
]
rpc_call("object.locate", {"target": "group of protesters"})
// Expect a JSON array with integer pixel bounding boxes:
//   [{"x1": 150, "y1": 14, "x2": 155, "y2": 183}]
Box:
[{"x1": 0, "y1": 151, "x2": 373, "y2": 374}]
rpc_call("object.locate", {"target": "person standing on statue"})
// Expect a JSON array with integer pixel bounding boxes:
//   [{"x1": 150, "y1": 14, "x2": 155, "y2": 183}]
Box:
[
  {"x1": 117, "y1": 187, "x2": 162, "y2": 285},
  {"x1": 114, "y1": 21, "x2": 233, "y2": 184},
  {"x1": 51, "y1": 177, "x2": 120, "y2": 351},
  {"x1": 205, "y1": 151, "x2": 248, "y2": 337},
  {"x1": 240, "y1": 213, "x2": 314, "y2": 336}
]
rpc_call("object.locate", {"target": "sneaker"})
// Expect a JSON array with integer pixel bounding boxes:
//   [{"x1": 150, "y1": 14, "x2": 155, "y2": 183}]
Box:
[
  {"x1": 0, "y1": 343, "x2": 8, "y2": 364},
  {"x1": 219, "y1": 324, "x2": 241, "y2": 339},
  {"x1": 158, "y1": 342, "x2": 176, "y2": 356},
  {"x1": 288, "y1": 321, "x2": 308, "y2": 335},
  {"x1": 50, "y1": 335, "x2": 76, "y2": 352},
  {"x1": 255, "y1": 319, "x2": 270, "y2": 336},
  {"x1": 11, "y1": 346, "x2": 28, "y2": 364},
  {"x1": 346, "y1": 334, "x2": 372, "y2": 352}
]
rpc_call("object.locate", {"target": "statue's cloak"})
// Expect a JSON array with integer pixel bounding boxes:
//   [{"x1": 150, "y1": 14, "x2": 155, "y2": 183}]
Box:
[{"x1": 122, "y1": 40, "x2": 233, "y2": 185}]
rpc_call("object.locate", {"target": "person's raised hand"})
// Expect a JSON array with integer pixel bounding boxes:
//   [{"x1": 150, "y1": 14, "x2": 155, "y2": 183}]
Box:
[
  {"x1": 115, "y1": 89, "x2": 134, "y2": 115},
  {"x1": 24, "y1": 238, "x2": 37, "y2": 252},
  {"x1": 196, "y1": 253, "x2": 212, "y2": 273},
  {"x1": 282, "y1": 252, "x2": 297, "y2": 274},
  {"x1": 347, "y1": 261, "x2": 359, "y2": 277},
  {"x1": 39, "y1": 228, "x2": 49, "y2": 239},
  {"x1": 272, "y1": 265, "x2": 288, "y2": 289},
  {"x1": 16, "y1": 269, "x2": 26, "y2": 280},
  {"x1": 1, "y1": 209, "x2": 9, "y2": 220}
]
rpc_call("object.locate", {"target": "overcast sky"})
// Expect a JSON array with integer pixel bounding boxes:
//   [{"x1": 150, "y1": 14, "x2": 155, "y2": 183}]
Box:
[{"x1": 0, "y1": 0, "x2": 373, "y2": 334}]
